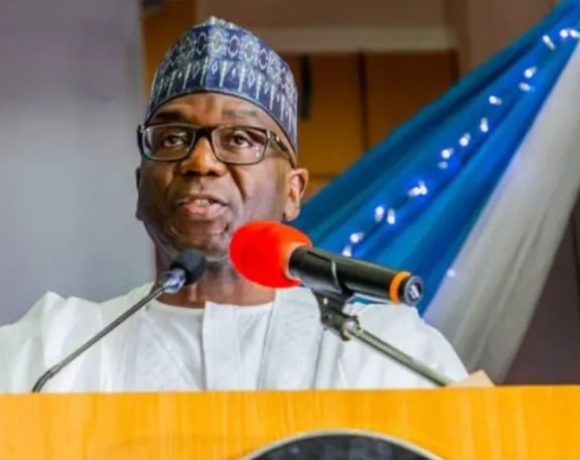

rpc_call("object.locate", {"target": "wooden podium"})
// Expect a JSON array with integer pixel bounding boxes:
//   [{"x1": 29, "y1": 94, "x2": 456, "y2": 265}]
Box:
[{"x1": 0, "y1": 386, "x2": 579, "y2": 459}]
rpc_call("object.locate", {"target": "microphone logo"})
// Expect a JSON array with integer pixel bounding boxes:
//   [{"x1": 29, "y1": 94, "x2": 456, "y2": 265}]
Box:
[{"x1": 407, "y1": 281, "x2": 423, "y2": 304}]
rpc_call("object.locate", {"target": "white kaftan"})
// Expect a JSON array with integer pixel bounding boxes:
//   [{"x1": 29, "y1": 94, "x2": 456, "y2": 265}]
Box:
[{"x1": 0, "y1": 284, "x2": 467, "y2": 392}]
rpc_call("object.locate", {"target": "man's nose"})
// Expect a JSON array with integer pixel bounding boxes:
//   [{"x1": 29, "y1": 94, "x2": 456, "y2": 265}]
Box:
[{"x1": 177, "y1": 136, "x2": 228, "y2": 176}]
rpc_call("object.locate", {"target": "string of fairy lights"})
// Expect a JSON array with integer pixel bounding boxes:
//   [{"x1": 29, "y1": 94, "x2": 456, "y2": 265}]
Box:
[{"x1": 340, "y1": 27, "x2": 580, "y2": 260}]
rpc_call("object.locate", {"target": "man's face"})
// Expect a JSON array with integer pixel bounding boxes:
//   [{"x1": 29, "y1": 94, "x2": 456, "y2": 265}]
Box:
[{"x1": 136, "y1": 93, "x2": 308, "y2": 264}]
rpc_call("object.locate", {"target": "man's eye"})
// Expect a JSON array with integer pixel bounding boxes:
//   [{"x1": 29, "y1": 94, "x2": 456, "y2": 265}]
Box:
[
  {"x1": 229, "y1": 131, "x2": 253, "y2": 148},
  {"x1": 161, "y1": 133, "x2": 188, "y2": 148}
]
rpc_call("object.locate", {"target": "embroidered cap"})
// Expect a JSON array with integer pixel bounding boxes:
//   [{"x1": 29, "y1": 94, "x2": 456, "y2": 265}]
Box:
[{"x1": 145, "y1": 17, "x2": 298, "y2": 152}]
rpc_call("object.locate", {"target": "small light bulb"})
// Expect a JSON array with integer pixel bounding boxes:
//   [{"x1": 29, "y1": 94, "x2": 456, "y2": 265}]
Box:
[
  {"x1": 438, "y1": 161, "x2": 448, "y2": 170},
  {"x1": 519, "y1": 82, "x2": 532, "y2": 92},
  {"x1": 409, "y1": 181, "x2": 428, "y2": 197},
  {"x1": 350, "y1": 232, "x2": 364, "y2": 244},
  {"x1": 386, "y1": 208, "x2": 396, "y2": 225},
  {"x1": 374, "y1": 206, "x2": 385, "y2": 222},
  {"x1": 441, "y1": 148, "x2": 454, "y2": 159},
  {"x1": 416, "y1": 181, "x2": 428, "y2": 196},
  {"x1": 560, "y1": 29, "x2": 570, "y2": 39},
  {"x1": 459, "y1": 133, "x2": 471, "y2": 147},
  {"x1": 570, "y1": 29, "x2": 580, "y2": 39},
  {"x1": 543, "y1": 34, "x2": 556, "y2": 50},
  {"x1": 446, "y1": 269, "x2": 456, "y2": 279},
  {"x1": 479, "y1": 118, "x2": 489, "y2": 133},
  {"x1": 524, "y1": 66, "x2": 537, "y2": 79},
  {"x1": 342, "y1": 246, "x2": 352, "y2": 257},
  {"x1": 489, "y1": 95, "x2": 503, "y2": 105}
]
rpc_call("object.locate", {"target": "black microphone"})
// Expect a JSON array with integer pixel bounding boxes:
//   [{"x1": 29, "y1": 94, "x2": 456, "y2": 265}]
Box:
[
  {"x1": 229, "y1": 221, "x2": 424, "y2": 305},
  {"x1": 31, "y1": 249, "x2": 207, "y2": 392},
  {"x1": 289, "y1": 247, "x2": 424, "y2": 305}
]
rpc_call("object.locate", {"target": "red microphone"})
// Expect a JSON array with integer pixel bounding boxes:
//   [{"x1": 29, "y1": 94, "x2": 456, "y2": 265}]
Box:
[
  {"x1": 229, "y1": 221, "x2": 424, "y2": 305},
  {"x1": 229, "y1": 220, "x2": 312, "y2": 288}
]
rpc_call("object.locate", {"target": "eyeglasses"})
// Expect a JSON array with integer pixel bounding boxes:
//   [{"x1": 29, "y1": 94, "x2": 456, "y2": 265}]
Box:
[{"x1": 137, "y1": 124, "x2": 295, "y2": 167}]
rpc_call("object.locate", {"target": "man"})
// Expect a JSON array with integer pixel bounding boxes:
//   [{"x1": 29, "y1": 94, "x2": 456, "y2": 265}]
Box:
[{"x1": 0, "y1": 17, "x2": 466, "y2": 392}]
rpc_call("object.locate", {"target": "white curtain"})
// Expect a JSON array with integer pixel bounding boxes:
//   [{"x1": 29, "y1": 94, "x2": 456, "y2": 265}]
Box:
[
  {"x1": 425, "y1": 45, "x2": 580, "y2": 381},
  {"x1": 0, "y1": 0, "x2": 152, "y2": 325}
]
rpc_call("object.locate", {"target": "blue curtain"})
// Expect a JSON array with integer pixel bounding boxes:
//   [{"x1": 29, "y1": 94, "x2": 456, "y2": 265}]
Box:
[{"x1": 293, "y1": 0, "x2": 580, "y2": 313}]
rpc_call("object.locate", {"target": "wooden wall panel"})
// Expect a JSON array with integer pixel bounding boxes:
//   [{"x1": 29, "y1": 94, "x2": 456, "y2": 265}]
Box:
[
  {"x1": 283, "y1": 52, "x2": 458, "y2": 197},
  {"x1": 284, "y1": 55, "x2": 366, "y2": 197},
  {"x1": 142, "y1": 0, "x2": 196, "y2": 88},
  {"x1": 446, "y1": 0, "x2": 555, "y2": 73},
  {"x1": 365, "y1": 51, "x2": 458, "y2": 146}
]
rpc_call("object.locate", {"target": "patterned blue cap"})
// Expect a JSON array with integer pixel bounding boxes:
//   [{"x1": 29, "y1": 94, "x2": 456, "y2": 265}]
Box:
[{"x1": 145, "y1": 17, "x2": 298, "y2": 151}]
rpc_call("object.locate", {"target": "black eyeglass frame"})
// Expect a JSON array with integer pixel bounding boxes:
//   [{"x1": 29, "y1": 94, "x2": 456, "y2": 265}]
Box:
[{"x1": 136, "y1": 123, "x2": 296, "y2": 168}]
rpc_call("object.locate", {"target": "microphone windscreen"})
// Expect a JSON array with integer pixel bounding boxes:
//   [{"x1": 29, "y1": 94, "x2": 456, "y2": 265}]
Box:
[
  {"x1": 229, "y1": 221, "x2": 312, "y2": 288},
  {"x1": 169, "y1": 249, "x2": 207, "y2": 285}
]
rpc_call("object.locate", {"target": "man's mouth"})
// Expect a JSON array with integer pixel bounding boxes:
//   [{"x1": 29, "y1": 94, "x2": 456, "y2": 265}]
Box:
[
  {"x1": 175, "y1": 195, "x2": 227, "y2": 220},
  {"x1": 186, "y1": 198, "x2": 215, "y2": 207}
]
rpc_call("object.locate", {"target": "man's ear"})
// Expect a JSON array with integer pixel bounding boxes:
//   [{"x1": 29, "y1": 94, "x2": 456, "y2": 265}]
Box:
[{"x1": 284, "y1": 168, "x2": 309, "y2": 221}]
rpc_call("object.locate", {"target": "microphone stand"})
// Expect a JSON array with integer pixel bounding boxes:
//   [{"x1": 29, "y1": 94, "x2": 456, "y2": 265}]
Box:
[{"x1": 313, "y1": 292, "x2": 453, "y2": 387}]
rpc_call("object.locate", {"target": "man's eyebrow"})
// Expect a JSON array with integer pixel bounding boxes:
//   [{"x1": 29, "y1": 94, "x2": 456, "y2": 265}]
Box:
[
  {"x1": 221, "y1": 108, "x2": 261, "y2": 120},
  {"x1": 149, "y1": 110, "x2": 189, "y2": 123}
]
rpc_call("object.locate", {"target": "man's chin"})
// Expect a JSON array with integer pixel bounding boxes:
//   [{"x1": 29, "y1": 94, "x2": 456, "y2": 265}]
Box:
[
  {"x1": 174, "y1": 236, "x2": 230, "y2": 262},
  {"x1": 151, "y1": 221, "x2": 236, "y2": 263}
]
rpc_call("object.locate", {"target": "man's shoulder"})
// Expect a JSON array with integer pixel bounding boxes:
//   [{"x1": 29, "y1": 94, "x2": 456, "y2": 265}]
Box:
[
  {"x1": 283, "y1": 288, "x2": 453, "y2": 350},
  {"x1": 345, "y1": 300, "x2": 468, "y2": 382},
  {"x1": 282, "y1": 288, "x2": 424, "y2": 322},
  {"x1": 16, "y1": 283, "x2": 149, "y2": 319},
  {"x1": 0, "y1": 283, "x2": 153, "y2": 392},
  {"x1": 0, "y1": 283, "x2": 152, "y2": 349},
  {"x1": 282, "y1": 288, "x2": 424, "y2": 328},
  {"x1": 345, "y1": 299, "x2": 459, "y2": 353},
  {"x1": 287, "y1": 291, "x2": 468, "y2": 383},
  {"x1": 347, "y1": 300, "x2": 427, "y2": 333}
]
